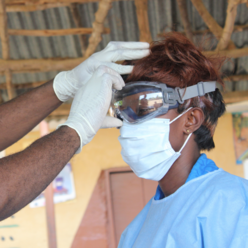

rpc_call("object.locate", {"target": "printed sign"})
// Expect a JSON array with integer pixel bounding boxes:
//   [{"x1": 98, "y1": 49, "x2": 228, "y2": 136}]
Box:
[
  {"x1": 232, "y1": 112, "x2": 248, "y2": 164},
  {"x1": 30, "y1": 163, "x2": 76, "y2": 208}
]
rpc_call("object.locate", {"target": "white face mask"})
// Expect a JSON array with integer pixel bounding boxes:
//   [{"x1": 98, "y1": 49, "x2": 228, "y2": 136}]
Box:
[{"x1": 118, "y1": 108, "x2": 192, "y2": 181}]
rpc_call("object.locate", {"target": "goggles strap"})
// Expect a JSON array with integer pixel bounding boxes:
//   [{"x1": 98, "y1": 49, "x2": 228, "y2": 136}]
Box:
[{"x1": 178, "y1": 81, "x2": 216, "y2": 101}]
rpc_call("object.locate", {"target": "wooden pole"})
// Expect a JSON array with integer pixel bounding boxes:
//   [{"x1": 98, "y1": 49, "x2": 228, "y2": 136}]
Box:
[
  {"x1": 5, "y1": 0, "x2": 130, "y2": 12},
  {"x1": 0, "y1": 57, "x2": 85, "y2": 72},
  {"x1": 0, "y1": 74, "x2": 247, "y2": 91},
  {"x1": 70, "y1": 3, "x2": 87, "y2": 54},
  {"x1": 6, "y1": 2, "x2": 69, "y2": 12},
  {"x1": 176, "y1": 0, "x2": 194, "y2": 42},
  {"x1": 83, "y1": 0, "x2": 112, "y2": 59},
  {"x1": 5, "y1": 0, "x2": 125, "y2": 4},
  {"x1": 223, "y1": 90, "x2": 248, "y2": 104},
  {"x1": 44, "y1": 184, "x2": 57, "y2": 248},
  {"x1": 0, "y1": 46, "x2": 246, "y2": 74},
  {"x1": 190, "y1": 0, "x2": 236, "y2": 49},
  {"x1": 8, "y1": 27, "x2": 110, "y2": 36},
  {"x1": 216, "y1": 0, "x2": 238, "y2": 51},
  {"x1": 0, "y1": 81, "x2": 46, "y2": 89},
  {"x1": 0, "y1": 0, "x2": 9, "y2": 59},
  {"x1": 157, "y1": 24, "x2": 248, "y2": 37},
  {"x1": 134, "y1": 0, "x2": 152, "y2": 43},
  {"x1": 5, "y1": 69, "x2": 15, "y2": 99},
  {"x1": 224, "y1": 74, "x2": 248, "y2": 82},
  {"x1": 0, "y1": 0, "x2": 15, "y2": 100},
  {"x1": 203, "y1": 46, "x2": 248, "y2": 58},
  {"x1": 39, "y1": 120, "x2": 57, "y2": 248}
]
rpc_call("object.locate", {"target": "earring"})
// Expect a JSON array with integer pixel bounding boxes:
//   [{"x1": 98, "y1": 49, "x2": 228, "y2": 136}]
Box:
[{"x1": 187, "y1": 129, "x2": 190, "y2": 133}]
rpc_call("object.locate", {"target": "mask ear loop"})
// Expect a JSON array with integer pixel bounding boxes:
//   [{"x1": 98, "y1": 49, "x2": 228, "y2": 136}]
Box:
[
  {"x1": 168, "y1": 107, "x2": 193, "y2": 153},
  {"x1": 169, "y1": 107, "x2": 193, "y2": 124},
  {"x1": 179, "y1": 132, "x2": 192, "y2": 153}
]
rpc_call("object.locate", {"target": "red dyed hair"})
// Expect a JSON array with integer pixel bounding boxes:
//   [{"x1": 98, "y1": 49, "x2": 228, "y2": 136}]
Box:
[{"x1": 126, "y1": 32, "x2": 224, "y2": 88}]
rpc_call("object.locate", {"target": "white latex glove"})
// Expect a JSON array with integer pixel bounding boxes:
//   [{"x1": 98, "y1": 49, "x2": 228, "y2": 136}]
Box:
[
  {"x1": 53, "y1": 41, "x2": 149, "y2": 102},
  {"x1": 59, "y1": 65, "x2": 124, "y2": 153}
]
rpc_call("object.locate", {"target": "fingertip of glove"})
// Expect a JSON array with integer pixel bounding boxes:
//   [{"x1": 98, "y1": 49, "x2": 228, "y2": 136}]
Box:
[
  {"x1": 101, "y1": 116, "x2": 123, "y2": 129},
  {"x1": 140, "y1": 42, "x2": 150, "y2": 48}
]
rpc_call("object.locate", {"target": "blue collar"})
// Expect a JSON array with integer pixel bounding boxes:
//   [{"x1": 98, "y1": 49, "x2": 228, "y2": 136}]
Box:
[{"x1": 155, "y1": 154, "x2": 218, "y2": 200}]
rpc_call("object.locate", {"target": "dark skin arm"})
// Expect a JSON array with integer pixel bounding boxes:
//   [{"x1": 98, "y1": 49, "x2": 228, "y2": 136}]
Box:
[
  {"x1": 0, "y1": 126, "x2": 80, "y2": 221},
  {"x1": 0, "y1": 80, "x2": 62, "y2": 151},
  {"x1": 0, "y1": 80, "x2": 81, "y2": 220}
]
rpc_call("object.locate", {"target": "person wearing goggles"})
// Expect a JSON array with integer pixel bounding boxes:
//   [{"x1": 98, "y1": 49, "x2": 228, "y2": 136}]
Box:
[
  {"x1": 111, "y1": 81, "x2": 216, "y2": 124},
  {"x1": 110, "y1": 33, "x2": 248, "y2": 248}
]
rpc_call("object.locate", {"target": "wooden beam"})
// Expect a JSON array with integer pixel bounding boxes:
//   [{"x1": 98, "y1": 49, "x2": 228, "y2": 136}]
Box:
[
  {"x1": 216, "y1": 0, "x2": 238, "y2": 51},
  {"x1": 203, "y1": 47, "x2": 248, "y2": 58},
  {"x1": 239, "y1": 0, "x2": 248, "y2": 4},
  {"x1": 2, "y1": 74, "x2": 247, "y2": 91},
  {"x1": 0, "y1": 92, "x2": 4, "y2": 105},
  {"x1": 5, "y1": 0, "x2": 127, "y2": 4},
  {"x1": 70, "y1": 3, "x2": 87, "y2": 54},
  {"x1": 0, "y1": 81, "x2": 45, "y2": 89},
  {"x1": 224, "y1": 74, "x2": 248, "y2": 82},
  {"x1": 176, "y1": 0, "x2": 194, "y2": 42},
  {"x1": 6, "y1": 0, "x2": 102, "y2": 3},
  {"x1": 39, "y1": 121, "x2": 57, "y2": 248},
  {"x1": 134, "y1": 0, "x2": 152, "y2": 43},
  {"x1": 223, "y1": 90, "x2": 248, "y2": 104},
  {"x1": 83, "y1": 0, "x2": 112, "y2": 59},
  {"x1": 0, "y1": 46, "x2": 247, "y2": 74},
  {"x1": 0, "y1": 0, "x2": 16, "y2": 100},
  {"x1": 45, "y1": 183, "x2": 57, "y2": 248},
  {"x1": 5, "y1": 69, "x2": 15, "y2": 99},
  {"x1": 0, "y1": 57, "x2": 84, "y2": 72},
  {"x1": 190, "y1": 0, "x2": 222, "y2": 39},
  {"x1": 6, "y1": 3, "x2": 69, "y2": 12},
  {"x1": 158, "y1": 24, "x2": 248, "y2": 37},
  {"x1": 190, "y1": 0, "x2": 235, "y2": 49},
  {"x1": 5, "y1": 0, "x2": 130, "y2": 12},
  {"x1": 8, "y1": 27, "x2": 110, "y2": 37},
  {"x1": 0, "y1": 0, "x2": 9, "y2": 59}
]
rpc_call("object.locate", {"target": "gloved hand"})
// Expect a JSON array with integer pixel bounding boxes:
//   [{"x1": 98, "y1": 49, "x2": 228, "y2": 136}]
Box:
[
  {"x1": 59, "y1": 65, "x2": 124, "y2": 153},
  {"x1": 53, "y1": 41, "x2": 149, "y2": 102}
]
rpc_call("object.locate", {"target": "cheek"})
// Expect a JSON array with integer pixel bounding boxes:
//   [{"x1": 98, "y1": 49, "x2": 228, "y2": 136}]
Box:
[{"x1": 169, "y1": 122, "x2": 184, "y2": 151}]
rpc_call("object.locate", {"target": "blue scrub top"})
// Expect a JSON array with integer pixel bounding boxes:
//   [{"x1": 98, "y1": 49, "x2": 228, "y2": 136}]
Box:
[
  {"x1": 118, "y1": 153, "x2": 248, "y2": 248},
  {"x1": 155, "y1": 154, "x2": 218, "y2": 200}
]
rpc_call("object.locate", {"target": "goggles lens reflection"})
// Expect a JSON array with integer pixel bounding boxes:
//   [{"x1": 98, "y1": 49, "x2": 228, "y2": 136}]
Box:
[{"x1": 111, "y1": 85, "x2": 164, "y2": 123}]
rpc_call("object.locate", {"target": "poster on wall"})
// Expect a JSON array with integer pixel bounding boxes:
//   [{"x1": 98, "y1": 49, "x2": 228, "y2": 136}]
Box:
[
  {"x1": 29, "y1": 163, "x2": 76, "y2": 208},
  {"x1": 232, "y1": 112, "x2": 248, "y2": 164}
]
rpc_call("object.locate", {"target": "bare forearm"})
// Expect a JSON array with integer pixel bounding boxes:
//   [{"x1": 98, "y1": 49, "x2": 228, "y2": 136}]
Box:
[
  {"x1": 0, "y1": 126, "x2": 79, "y2": 220},
  {"x1": 0, "y1": 80, "x2": 62, "y2": 150}
]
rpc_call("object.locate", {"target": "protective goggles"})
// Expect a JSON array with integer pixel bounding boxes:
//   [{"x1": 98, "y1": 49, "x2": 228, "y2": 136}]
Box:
[{"x1": 109, "y1": 81, "x2": 216, "y2": 124}]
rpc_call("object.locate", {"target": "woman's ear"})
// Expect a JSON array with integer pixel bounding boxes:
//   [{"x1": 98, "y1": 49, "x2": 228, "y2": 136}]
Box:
[{"x1": 183, "y1": 108, "x2": 204, "y2": 134}]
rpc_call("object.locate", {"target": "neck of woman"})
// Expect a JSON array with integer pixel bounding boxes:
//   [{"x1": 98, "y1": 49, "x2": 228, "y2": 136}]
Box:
[{"x1": 158, "y1": 141, "x2": 200, "y2": 197}]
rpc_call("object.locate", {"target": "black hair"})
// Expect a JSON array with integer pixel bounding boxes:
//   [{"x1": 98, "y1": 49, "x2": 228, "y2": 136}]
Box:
[{"x1": 177, "y1": 88, "x2": 226, "y2": 151}]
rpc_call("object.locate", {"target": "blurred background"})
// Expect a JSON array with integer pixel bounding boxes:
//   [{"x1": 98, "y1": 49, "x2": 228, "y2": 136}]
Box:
[{"x1": 0, "y1": 0, "x2": 248, "y2": 247}]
